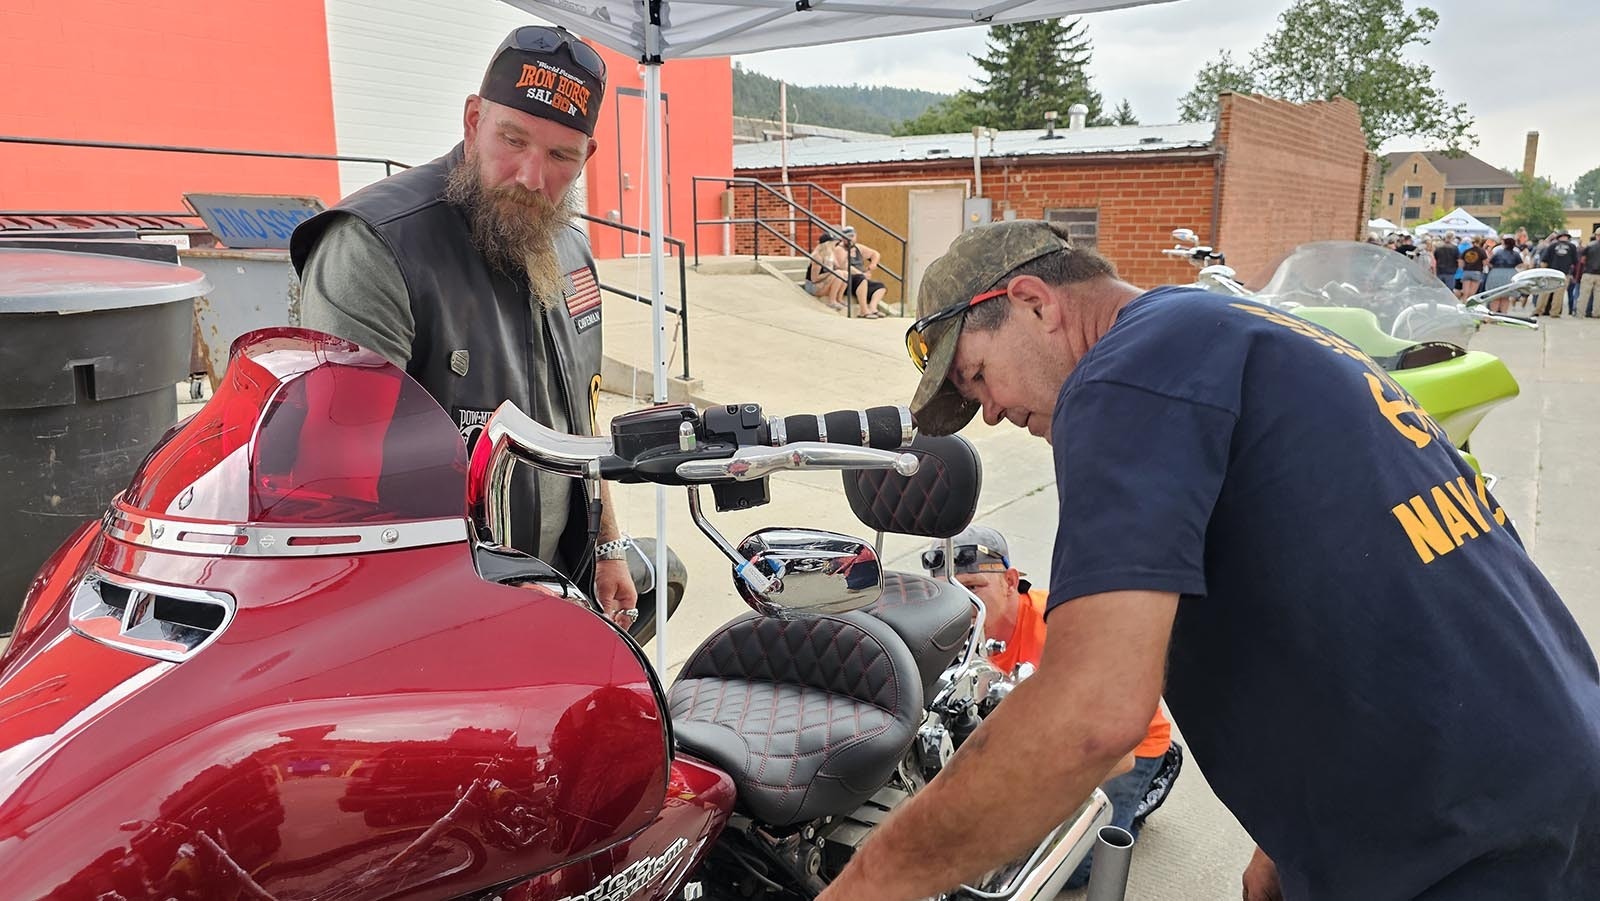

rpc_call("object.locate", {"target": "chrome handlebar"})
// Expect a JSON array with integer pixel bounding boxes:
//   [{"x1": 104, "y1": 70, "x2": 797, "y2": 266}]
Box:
[{"x1": 471, "y1": 401, "x2": 921, "y2": 549}]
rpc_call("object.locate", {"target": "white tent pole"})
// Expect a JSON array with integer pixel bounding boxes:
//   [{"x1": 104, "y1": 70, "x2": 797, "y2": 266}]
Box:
[{"x1": 645, "y1": 39, "x2": 671, "y2": 675}]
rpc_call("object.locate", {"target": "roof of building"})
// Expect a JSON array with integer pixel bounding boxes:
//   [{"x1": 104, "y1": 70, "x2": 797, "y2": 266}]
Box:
[
  {"x1": 734, "y1": 121, "x2": 1217, "y2": 171},
  {"x1": 1383, "y1": 151, "x2": 1520, "y2": 188},
  {"x1": 733, "y1": 116, "x2": 889, "y2": 145}
]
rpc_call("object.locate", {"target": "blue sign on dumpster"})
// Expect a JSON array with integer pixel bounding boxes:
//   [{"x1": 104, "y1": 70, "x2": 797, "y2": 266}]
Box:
[{"x1": 184, "y1": 193, "x2": 326, "y2": 250}]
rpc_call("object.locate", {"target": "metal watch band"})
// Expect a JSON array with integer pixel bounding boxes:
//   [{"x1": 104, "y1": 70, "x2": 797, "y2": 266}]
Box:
[{"x1": 596, "y1": 538, "x2": 632, "y2": 560}]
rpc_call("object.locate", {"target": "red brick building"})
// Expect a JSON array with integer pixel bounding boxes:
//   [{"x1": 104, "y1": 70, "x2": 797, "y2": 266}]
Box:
[{"x1": 733, "y1": 93, "x2": 1374, "y2": 303}]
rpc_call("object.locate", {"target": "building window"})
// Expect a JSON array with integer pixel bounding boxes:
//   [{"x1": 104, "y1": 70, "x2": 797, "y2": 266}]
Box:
[
  {"x1": 1412, "y1": 163, "x2": 1418, "y2": 174},
  {"x1": 1404, "y1": 185, "x2": 1422, "y2": 200},
  {"x1": 1044, "y1": 208, "x2": 1098, "y2": 248},
  {"x1": 1388, "y1": 192, "x2": 1395, "y2": 206},
  {"x1": 1479, "y1": 216, "x2": 1501, "y2": 230},
  {"x1": 1454, "y1": 188, "x2": 1506, "y2": 206},
  {"x1": 1430, "y1": 192, "x2": 1437, "y2": 205},
  {"x1": 1402, "y1": 206, "x2": 1421, "y2": 221}
]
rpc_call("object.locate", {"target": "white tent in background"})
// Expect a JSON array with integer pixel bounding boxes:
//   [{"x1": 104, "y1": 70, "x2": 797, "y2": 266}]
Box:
[
  {"x1": 1368, "y1": 218, "x2": 1398, "y2": 236},
  {"x1": 501, "y1": 0, "x2": 1178, "y2": 668},
  {"x1": 1413, "y1": 208, "x2": 1501, "y2": 238}
]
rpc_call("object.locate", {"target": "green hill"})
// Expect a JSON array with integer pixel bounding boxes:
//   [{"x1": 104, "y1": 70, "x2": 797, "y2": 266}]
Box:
[{"x1": 733, "y1": 64, "x2": 950, "y2": 134}]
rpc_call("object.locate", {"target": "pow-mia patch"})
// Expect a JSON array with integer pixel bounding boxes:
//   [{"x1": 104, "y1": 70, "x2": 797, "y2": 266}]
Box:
[
  {"x1": 450, "y1": 350, "x2": 470, "y2": 377},
  {"x1": 565, "y1": 267, "x2": 603, "y2": 334},
  {"x1": 456, "y1": 407, "x2": 494, "y2": 450}
]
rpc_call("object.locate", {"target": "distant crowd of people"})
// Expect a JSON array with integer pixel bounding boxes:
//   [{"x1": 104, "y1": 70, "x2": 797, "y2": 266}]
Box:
[{"x1": 1376, "y1": 227, "x2": 1600, "y2": 317}]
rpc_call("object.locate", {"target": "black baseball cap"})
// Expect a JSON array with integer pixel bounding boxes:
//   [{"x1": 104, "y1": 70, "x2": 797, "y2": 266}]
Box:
[{"x1": 480, "y1": 26, "x2": 607, "y2": 137}]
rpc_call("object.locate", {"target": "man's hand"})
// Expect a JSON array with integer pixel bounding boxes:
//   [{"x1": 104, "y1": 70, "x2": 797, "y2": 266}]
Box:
[
  {"x1": 1241, "y1": 845, "x2": 1283, "y2": 901},
  {"x1": 594, "y1": 558, "x2": 638, "y2": 629}
]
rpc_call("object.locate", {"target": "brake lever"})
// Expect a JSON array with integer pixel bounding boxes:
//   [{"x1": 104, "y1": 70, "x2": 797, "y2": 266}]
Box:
[{"x1": 674, "y1": 443, "x2": 920, "y2": 482}]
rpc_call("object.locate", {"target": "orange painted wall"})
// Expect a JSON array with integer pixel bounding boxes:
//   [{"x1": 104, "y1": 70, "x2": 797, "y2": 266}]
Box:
[
  {"x1": 0, "y1": 1, "x2": 340, "y2": 213},
  {"x1": 584, "y1": 49, "x2": 732, "y2": 260}
]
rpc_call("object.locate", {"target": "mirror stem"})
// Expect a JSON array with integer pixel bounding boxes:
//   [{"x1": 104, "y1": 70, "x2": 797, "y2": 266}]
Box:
[{"x1": 687, "y1": 487, "x2": 775, "y2": 593}]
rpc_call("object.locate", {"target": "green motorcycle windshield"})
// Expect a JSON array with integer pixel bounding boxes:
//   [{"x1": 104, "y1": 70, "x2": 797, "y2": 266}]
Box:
[{"x1": 1253, "y1": 241, "x2": 1479, "y2": 354}]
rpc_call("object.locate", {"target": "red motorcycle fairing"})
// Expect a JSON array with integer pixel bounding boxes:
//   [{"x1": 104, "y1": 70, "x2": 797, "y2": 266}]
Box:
[{"x1": 0, "y1": 329, "x2": 717, "y2": 900}]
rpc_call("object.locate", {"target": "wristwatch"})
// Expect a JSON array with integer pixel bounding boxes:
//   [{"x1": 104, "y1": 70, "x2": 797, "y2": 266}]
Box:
[{"x1": 596, "y1": 538, "x2": 633, "y2": 561}]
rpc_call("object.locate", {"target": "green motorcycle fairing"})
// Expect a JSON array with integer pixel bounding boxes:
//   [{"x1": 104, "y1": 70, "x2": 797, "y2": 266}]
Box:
[{"x1": 1291, "y1": 306, "x2": 1519, "y2": 451}]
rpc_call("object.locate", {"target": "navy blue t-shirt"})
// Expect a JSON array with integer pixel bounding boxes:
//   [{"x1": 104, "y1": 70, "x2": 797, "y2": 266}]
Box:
[{"x1": 1046, "y1": 286, "x2": 1600, "y2": 900}]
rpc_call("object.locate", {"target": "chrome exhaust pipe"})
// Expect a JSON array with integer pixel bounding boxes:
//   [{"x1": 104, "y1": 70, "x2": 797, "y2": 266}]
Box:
[
  {"x1": 1084, "y1": 826, "x2": 1135, "y2": 901},
  {"x1": 956, "y1": 788, "x2": 1112, "y2": 900}
]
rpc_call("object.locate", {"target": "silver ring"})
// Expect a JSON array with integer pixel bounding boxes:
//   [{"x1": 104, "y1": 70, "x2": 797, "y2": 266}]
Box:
[
  {"x1": 620, "y1": 608, "x2": 640, "y2": 621},
  {"x1": 817, "y1": 414, "x2": 828, "y2": 443}
]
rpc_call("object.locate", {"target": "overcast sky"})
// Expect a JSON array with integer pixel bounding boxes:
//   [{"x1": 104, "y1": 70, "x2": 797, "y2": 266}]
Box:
[{"x1": 734, "y1": 0, "x2": 1597, "y2": 191}]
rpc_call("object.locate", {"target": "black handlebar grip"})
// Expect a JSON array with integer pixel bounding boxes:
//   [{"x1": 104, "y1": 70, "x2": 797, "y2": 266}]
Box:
[
  {"x1": 776, "y1": 406, "x2": 911, "y2": 449},
  {"x1": 864, "y1": 405, "x2": 910, "y2": 449}
]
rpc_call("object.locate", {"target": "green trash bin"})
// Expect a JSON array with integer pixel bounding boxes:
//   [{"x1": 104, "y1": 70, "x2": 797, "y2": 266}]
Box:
[{"x1": 0, "y1": 240, "x2": 208, "y2": 631}]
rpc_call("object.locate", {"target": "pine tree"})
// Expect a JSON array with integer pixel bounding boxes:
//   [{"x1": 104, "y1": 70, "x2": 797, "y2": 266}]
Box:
[
  {"x1": 897, "y1": 18, "x2": 1106, "y2": 134},
  {"x1": 1111, "y1": 99, "x2": 1138, "y2": 126}
]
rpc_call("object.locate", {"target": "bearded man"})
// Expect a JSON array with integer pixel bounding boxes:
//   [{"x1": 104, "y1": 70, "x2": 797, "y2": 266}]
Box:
[{"x1": 290, "y1": 26, "x2": 638, "y2": 627}]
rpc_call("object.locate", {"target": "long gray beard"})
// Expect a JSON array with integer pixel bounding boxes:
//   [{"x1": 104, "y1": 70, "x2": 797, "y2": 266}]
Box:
[{"x1": 444, "y1": 156, "x2": 577, "y2": 306}]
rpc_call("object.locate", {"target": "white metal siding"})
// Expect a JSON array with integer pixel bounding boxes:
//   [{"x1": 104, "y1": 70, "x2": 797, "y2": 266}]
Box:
[{"x1": 323, "y1": 0, "x2": 553, "y2": 198}]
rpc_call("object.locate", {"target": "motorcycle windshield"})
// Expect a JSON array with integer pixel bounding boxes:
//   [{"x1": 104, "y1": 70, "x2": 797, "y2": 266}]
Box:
[
  {"x1": 1252, "y1": 241, "x2": 1478, "y2": 352},
  {"x1": 122, "y1": 328, "x2": 469, "y2": 525}
]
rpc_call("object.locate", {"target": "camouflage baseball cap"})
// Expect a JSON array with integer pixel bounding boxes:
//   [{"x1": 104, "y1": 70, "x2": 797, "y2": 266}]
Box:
[{"x1": 910, "y1": 220, "x2": 1071, "y2": 435}]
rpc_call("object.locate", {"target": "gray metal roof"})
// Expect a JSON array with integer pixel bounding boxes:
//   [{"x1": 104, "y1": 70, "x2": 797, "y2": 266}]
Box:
[{"x1": 734, "y1": 121, "x2": 1217, "y2": 171}]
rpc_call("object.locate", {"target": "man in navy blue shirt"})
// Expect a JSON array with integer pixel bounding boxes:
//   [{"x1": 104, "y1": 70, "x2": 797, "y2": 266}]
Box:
[{"x1": 818, "y1": 220, "x2": 1600, "y2": 901}]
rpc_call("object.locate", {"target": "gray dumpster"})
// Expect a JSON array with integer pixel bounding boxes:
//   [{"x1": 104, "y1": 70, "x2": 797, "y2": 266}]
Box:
[{"x1": 0, "y1": 241, "x2": 208, "y2": 630}]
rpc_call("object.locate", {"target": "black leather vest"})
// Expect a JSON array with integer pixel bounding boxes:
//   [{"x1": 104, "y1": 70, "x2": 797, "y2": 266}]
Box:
[{"x1": 290, "y1": 145, "x2": 604, "y2": 580}]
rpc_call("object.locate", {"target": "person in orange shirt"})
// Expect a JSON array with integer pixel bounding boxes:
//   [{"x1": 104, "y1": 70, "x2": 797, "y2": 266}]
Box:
[{"x1": 921, "y1": 525, "x2": 1182, "y2": 890}]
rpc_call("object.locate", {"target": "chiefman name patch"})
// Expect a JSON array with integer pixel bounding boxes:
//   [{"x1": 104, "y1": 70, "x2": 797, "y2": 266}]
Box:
[{"x1": 566, "y1": 266, "x2": 603, "y2": 333}]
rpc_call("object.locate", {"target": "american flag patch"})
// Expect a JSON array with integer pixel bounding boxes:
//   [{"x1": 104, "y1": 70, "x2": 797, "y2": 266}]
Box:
[{"x1": 566, "y1": 267, "x2": 602, "y2": 320}]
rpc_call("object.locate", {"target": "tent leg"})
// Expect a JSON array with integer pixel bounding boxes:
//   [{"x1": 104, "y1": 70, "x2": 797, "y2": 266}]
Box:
[{"x1": 646, "y1": 61, "x2": 671, "y2": 676}]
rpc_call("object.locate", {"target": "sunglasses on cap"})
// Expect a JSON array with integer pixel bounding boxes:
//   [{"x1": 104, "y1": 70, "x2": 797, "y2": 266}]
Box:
[
  {"x1": 510, "y1": 25, "x2": 607, "y2": 81},
  {"x1": 904, "y1": 286, "x2": 1009, "y2": 372},
  {"x1": 921, "y1": 544, "x2": 1009, "y2": 574}
]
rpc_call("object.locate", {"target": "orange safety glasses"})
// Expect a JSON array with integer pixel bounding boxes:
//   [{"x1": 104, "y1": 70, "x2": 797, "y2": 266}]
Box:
[{"x1": 904, "y1": 286, "x2": 1009, "y2": 372}]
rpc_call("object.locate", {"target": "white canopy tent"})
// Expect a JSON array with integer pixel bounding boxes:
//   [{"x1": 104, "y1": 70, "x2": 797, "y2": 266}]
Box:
[
  {"x1": 1368, "y1": 218, "x2": 1398, "y2": 236},
  {"x1": 1413, "y1": 208, "x2": 1501, "y2": 238},
  {"x1": 502, "y1": 0, "x2": 1177, "y2": 669}
]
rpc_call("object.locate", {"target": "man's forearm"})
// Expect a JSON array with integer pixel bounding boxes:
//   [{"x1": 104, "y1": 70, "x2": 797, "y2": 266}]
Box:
[
  {"x1": 825, "y1": 675, "x2": 1127, "y2": 900},
  {"x1": 821, "y1": 589, "x2": 1177, "y2": 901},
  {"x1": 596, "y1": 479, "x2": 622, "y2": 544}
]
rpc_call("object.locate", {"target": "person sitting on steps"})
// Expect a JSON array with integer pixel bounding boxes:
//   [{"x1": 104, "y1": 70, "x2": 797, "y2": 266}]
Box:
[
  {"x1": 840, "y1": 225, "x2": 888, "y2": 318},
  {"x1": 803, "y1": 230, "x2": 848, "y2": 312}
]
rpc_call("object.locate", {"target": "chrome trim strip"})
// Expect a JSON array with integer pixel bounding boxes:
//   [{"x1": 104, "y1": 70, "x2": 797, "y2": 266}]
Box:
[
  {"x1": 899, "y1": 406, "x2": 915, "y2": 446},
  {"x1": 69, "y1": 569, "x2": 236, "y2": 663},
  {"x1": 816, "y1": 414, "x2": 828, "y2": 444},
  {"x1": 767, "y1": 415, "x2": 787, "y2": 447},
  {"x1": 107, "y1": 508, "x2": 468, "y2": 557},
  {"x1": 859, "y1": 409, "x2": 870, "y2": 447}
]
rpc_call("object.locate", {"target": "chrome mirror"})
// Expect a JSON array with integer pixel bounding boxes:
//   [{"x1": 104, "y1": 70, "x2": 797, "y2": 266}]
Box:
[
  {"x1": 1171, "y1": 228, "x2": 1198, "y2": 245},
  {"x1": 733, "y1": 528, "x2": 882, "y2": 618},
  {"x1": 1513, "y1": 267, "x2": 1568, "y2": 295}
]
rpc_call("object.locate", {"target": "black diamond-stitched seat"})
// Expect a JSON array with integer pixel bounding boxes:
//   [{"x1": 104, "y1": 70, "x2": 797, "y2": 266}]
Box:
[
  {"x1": 865, "y1": 571, "x2": 974, "y2": 698},
  {"x1": 668, "y1": 610, "x2": 923, "y2": 827},
  {"x1": 843, "y1": 434, "x2": 983, "y2": 695}
]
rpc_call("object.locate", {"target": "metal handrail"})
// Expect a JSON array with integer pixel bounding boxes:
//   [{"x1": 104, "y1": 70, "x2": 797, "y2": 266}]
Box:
[
  {"x1": 0, "y1": 135, "x2": 410, "y2": 177},
  {"x1": 576, "y1": 213, "x2": 692, "y2": 381},
  {"x1": 691, "y1": 175, "x2": 909, "y2": 317}
]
